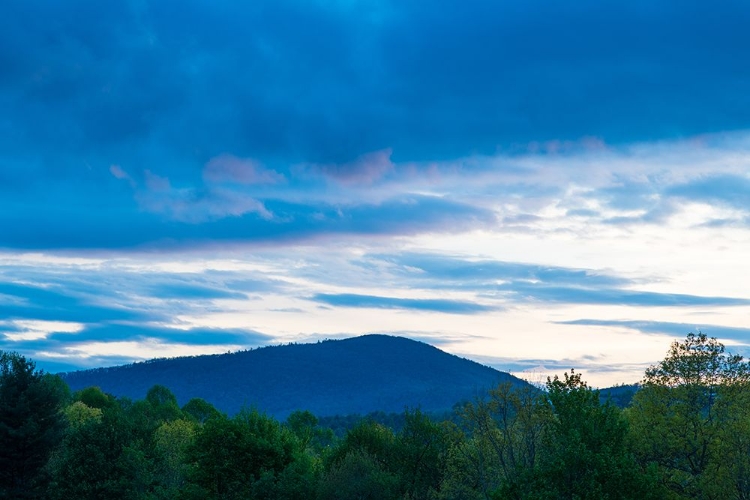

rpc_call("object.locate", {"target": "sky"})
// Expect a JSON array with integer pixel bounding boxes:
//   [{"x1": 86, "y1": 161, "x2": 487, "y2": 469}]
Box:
[{"x1": 2, "y1": 0, "x2": 750, "y2": 386}]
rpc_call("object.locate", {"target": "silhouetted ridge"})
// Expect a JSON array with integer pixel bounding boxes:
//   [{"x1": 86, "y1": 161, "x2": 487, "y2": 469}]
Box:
[{"x1": 61, "y1": 334, "x2": 531, "y2": 418}]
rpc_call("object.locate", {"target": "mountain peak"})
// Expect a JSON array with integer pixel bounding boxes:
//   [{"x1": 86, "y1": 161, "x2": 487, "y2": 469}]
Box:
[{"x1": 61, "y1": 334, "x2": 530, "y2": 418}]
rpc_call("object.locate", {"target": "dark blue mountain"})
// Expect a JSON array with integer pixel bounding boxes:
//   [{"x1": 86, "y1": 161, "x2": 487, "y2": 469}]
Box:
[{"x1": 61, "y1": 334, "x2": 531, "y2": 418}]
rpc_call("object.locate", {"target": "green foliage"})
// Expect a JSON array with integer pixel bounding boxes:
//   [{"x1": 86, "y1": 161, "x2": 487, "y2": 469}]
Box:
[
  {"x1": 64, "y1": 401, "x2": 103, "y2": 428},
  {"x1": 323, "y1": 410, "x2": 451, "y2": 499},
  {"x1": 0, "y1": 351, "x2": 67, "y2": 498},
  {"x1": 448, "y1": 383, "x2": 550, "y2": 498},
  {"x1": 184, "y1": 408, "x2": 310, "y2": 499},
  {"x1": 395, "y1": 409, "x2": 452, "y2": 499},
  {"x1": 509, "y1": 370, "x2": 660, "y2": 500},
  {"x1": 182, "y1": 397, "x2": 222, "y2": 423},
  {"x1": 48, "y1": 407, "x2": 147, "y2": 499},
  {"x1": 73, "y1": 385, "x2": 116, "y2": 410},
  {"x1": 629, "y1": 332, "x2": 750, "y2": 499},
  {"x1": 285, "y1": 409, "x2": 334, "y2": 451},
  {"x1": 152, "y1": 419, "x2": 197, "y2": 498},
  {"x1": 318, "y1": 450, "x2": 400, "y2": 500}
]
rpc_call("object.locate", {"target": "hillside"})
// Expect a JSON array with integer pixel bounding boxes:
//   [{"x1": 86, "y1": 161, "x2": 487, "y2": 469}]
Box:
[{"x1": 61, "y1": 334, "x2": 531, "y2": 418}]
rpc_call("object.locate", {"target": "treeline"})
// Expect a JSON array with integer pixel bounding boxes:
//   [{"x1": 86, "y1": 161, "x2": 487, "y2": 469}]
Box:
[{"x1": 2, "y1": 332, "x2": 750, "y2": 499}]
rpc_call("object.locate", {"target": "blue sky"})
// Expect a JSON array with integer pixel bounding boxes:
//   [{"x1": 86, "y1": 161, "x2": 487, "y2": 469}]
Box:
[{"x1": 3, "y1": 0, "x2": 750, "y2": 385}]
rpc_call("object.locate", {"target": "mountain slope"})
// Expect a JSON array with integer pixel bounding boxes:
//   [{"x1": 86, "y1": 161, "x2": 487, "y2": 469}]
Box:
[{"x1": 61, "y1": 334, "x2": 531, "y2": 418}]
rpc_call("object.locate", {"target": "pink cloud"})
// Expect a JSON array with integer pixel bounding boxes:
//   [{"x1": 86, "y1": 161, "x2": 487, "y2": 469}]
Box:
[
  {"x1": 109, "y1": 165, "x2": 136, "y2": 187},
  {"x1": 303, "y1": 148, "x2": 394, "y2": 185},
  {"x1": 135, "y1": 168, "x2": 272, "y2": 223},
  {"x1": 204, "y1": 154, "x2": 284, "y2": 185},
  {"x1": 144, "y1": 169, "x2": 171, "y2": 192}
]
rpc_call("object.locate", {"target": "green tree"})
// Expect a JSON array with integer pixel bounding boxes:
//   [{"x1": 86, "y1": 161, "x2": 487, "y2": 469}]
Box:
[
  {"x1": 64, "y1": 401, "x2": 103, "y2": 429},
  {"x1": 152, "y1": 419, "x2": 196, "y2": 497},
  {"x1": 48, "y1": 407, "x2": 144, "y2": 499},
  {"x1": 184, "y1": 408, "x2": 302, "y2": 500},
  {"x1": 506, "y1": 370, "x2": 660, "y2": 500},
  {"x1": 318, "y1": 450, "x2": 399, "y2": 500},
  {"x1": 73, "y1": 386, "x2": 116, "y2": 410},
  {"x1": 182, "y1": 397, "x2": 222, "y2": 424},
  {"x1": 444, "y1": 383, "x2": 550, "y2": 499},
  {"x1": 0, "y1": 351, "x2": 67, "y2": 498},
  {"x1": 629, "y1": 332, "x2": 750, "y2": 499},
  {"x1": 395, "y1": 409, "x2": 451, "y2": 500}
]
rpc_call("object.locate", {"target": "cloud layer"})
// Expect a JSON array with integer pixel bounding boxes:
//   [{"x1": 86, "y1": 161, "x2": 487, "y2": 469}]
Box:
[{"x1": 2, "y1": 1, "x2": 750, "y2": 386}]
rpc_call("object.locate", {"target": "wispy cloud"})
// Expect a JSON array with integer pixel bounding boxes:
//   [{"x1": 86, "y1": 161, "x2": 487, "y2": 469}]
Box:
[
  {"x1": 204, "y1": 155, "x2": 285, "y2": 185},
  {"x1": 311, "y1": 293, "x2": 495, "y2": 314},
  {"x1": 299, "y1": 149, "x2": 394, "y2": 185},
  {"x1": 559, "y1": 319, "x2": 750, "y2": 344}
]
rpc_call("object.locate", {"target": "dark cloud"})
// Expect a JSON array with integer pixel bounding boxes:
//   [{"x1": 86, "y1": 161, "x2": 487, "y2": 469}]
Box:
[
  {"x1": 0, "y1": 195, "x2": 495, "y2": 250},
  {"x1": 364, "y1": 253, "x2": 750, "y2": 308},
  {"x1": 2, "y1": 0, "x2": 750, "y2": 249},
  {"x1": 0, "y1": 281, "x2": 148, "y2": 323},
  {"x1": 298, "y1": 149, "x2": 395, "y2": 185},
  {"x1": 45, "y1": 324, "x2": 269, "y2": 346},
  {"x1": 1, "y1": 323, "x2": 271, "y2": 372},
  {"x1": 2, "y1": 0, "x2": 749, "y2": 171},
  {"x1": 311, "y1": 293, "x2": 495, "y2": 314},
  {"x1": 378, "y1": 253, "x2": 631, "y2": 288},
  {"x1": 559, "y1": 319, "x2": 750, "y2": 343},
  {"x1": 500, "y1": 283, "x2": 750, "y2": 307}
]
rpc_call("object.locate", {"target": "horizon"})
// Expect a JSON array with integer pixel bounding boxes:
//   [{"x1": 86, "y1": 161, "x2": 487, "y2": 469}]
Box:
[{"x1": 3, "y1": 1, "x2": 750, "y2": 387}]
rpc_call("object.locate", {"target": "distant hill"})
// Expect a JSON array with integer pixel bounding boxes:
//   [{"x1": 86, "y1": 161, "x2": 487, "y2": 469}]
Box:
[
  {"x1": 61, "y1": 334, "x2": 532, "y2": 418},
  {"x1": 599, "y1": 384, "x2": 639, "y2": 408}
]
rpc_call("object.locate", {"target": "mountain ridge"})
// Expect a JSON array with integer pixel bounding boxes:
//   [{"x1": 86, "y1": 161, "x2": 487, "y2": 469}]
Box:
[{"x1": 60, "y1": 334, "x2": 532, "y2": 418}]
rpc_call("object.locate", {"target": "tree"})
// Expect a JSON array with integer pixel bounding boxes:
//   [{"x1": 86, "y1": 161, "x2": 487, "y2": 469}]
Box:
[
  {"x1": 47, "y1": 403, "x2": 151, "y2": 500},
  {"x1": 629, "y1": 332, "x2": 750, "y2": 499},
  {"x1": 507, "y1": 371, "x2": 660, "y2": 500},
  {"x1": 182, "y1": 397, "x2": 222, "y2": 424},
  {"x1": 318, "y1": 450, "x2": 399, "y2": 500},
  {"x1": 395, "y1": 409, "x2": 451, "y2": 499},
  {"x1": 184, "y1": 408, "x2": 301, "y2": 500},
  {"x1": 0, "y1": 351, "x2": 67, "y2": 498},
  {"x1": 445, "y1": 383, "x2": 550, "y2": 499},
  {"x1": 152, "y1": 419, "x2": 196, "y2": 497}
]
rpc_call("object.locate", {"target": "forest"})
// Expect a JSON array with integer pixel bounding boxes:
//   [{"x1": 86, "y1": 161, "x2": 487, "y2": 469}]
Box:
[{"x1": 2, "y1": 332, "x2": 749, "y2": 499}]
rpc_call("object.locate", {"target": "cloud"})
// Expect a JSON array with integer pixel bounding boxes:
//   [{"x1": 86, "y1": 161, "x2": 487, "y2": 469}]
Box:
[
  {"x1": 45, "y1": 324, "x2": 270, "y2": 347},
  {"x1": 4, "y1": 0, "x2": 748, "y2": 187},
  {"x1": 300, "y1": 149, "x2": 394, "y2": 185},
  {"x1": 204, "y1": 155, "x2": 285, "y2": 185},
  {"x1": 0, "y1": 281, "x2": 151, "y2": 323},
  {"x1": 109, "y1": 164, "x2": 136, "y2": 188},
  {"x1": 363, "y1": 253, "x2": 750, "y2": 308},
  {"x1": 381, "y1": 253, "x2": 630, "y2": 288},
  {"x1": 135, "y1": 179, "x2": 273, "y2": 223},
  {"x1": 499, "y1": 283, "x2": 750, "y2": 307},
  {"x1": 559, "y1": 319, "x2": 750, "y2": 344},
  {"x1": 311, "y1": 293, "x2": 495, "y2": 314}
]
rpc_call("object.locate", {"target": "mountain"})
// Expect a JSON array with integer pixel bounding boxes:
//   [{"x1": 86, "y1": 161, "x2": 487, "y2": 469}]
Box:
[
  {"x1": 60, "y1": 334, "x2": 531, "y2": 418},
  {"x1": 599, "y1": 384, "x2": 639, "y2": 408}
]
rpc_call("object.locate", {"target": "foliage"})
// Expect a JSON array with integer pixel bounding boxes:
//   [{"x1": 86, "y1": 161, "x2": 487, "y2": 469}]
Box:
[
  {"x1": 629, "y1": 332, "x2": 750, "y2": 499},
  {"x1": 183, "y1": 408, "x2": 311, "y2": 499},
  {"x1": 509, "y1": 370, "x2": 661, "y2": 500},
  {"x1": 0, "y1": 351, "x2": 67, "y2": 498},
  {"x1": 318, "y1": 450, "x2": 400, "y2": 500},
  {"x1": 8, "y1": 333, "x2": 750, "y2": 500},
  {"x1": 450, "y1": 383, "x2": 550, "y2": 498},
  {"x1": 181, "y1": 397, "x2": 221, "y2": 423}
]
